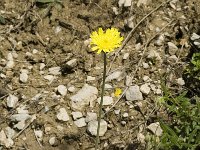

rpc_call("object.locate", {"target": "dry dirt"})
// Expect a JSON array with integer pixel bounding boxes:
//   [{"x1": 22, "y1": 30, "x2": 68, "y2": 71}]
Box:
[{"x1": 0, "y1": 0, "x2": 200, "y2": 150}]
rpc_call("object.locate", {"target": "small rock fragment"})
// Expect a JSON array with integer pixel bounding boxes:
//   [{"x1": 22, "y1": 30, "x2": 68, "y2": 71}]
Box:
[
  {"x1": 85, "y1": 112, "x2": 97, "y2": 123},
  {"x1": 86, "y1": 76, "x2": 96, "y2": 81},
  {"x1": 125, "y1": 75, "x2": 132, "y2": 86},
  {"x1": 124, "y1": 0, "x2": 132, "y2": 7},
  {"x1": 87, "y1": 120, "x2": 107, "y2": 136},
  {"x1": 20, "y1": 72, "x2": 28, "y2": 83},
  {"x1": 0, "y1": 130, "x2": 14, "y2": 148},
  {"x1": 176, "y1": 78, "x2": 185, "y2": 86},
  {"x1": 14, "y1": 121, "x2": 26, "y2": 130},
  {"x1": 140, "y1": 84, "x2": 150, "y2": 95},
  {"x1": 71, "y1": 112, "x2": 83, "y2": 120},
  {"x1": 105, "y1": 84, "x2": 113, "y2": 89},
  {"x1": 105, "y1": 71, "x2": 123, "y2": 82},
  {"x1": 49, "y1": 67, "x2": 61, "y2": 75},
  {"x1": 68, "y1": 86, "x2": 76, "y2": 93},
  {"x1": 6, "y1": 53, "x2": 14, "y2": 69},
  {"x1": 49, "y1": 137, "x2": 56, "y2": 146},
  {"x1": 5, "y1": 127, "x2": 15, "y2": 139},
  {"x1": 123, "y1": 53, "x2": 129, "y2": 60},
  {"x1": 114, "y1": 109, "x2": 120, "y2": 115},
  {"x1": 97, "y1": 96, "x2": 113, "y2": 106},
  {"x1": 57, "y1": 85, "x2": 67, "y2": 96},
  {"x1": 44, "y1": 75, "x2": 55, "y2": 82},
  {"x1": 168, "y1": 42, "x2": 178, "y2": 55},
  {"x1": 66, "y1": 59, "x2": 77, "y2": 68},
  {"x1": 126, "y1": 85, "x2": 143, "y2": 101},
  {"x1": 56, "y1": 108, "x2": 69, "y2": 122},
  {"x1": 7, "y1": 94, "x2": 18, "y2": 108},
  {"x1": 137, "y1": 133, "x2": 145, "y2": 144},
  {"x1": 10, "y1": 114, "x2": 31, "y2": 122},
  {"x1": 70, "y1": 84, "x2": 98, "y2": 110},
  {"x1": 147, "y1": 122, "x2": 163, "y2": 136},
  {"x1": 74, "y1": 118, "x2": 86, "y2": 127},
  {"x1": 191, "y1": 33, "x2": 200, "y2": 41},
  {"x1": 34, "y1": 130, "x2": 43, "y2": 140},
  {"x1": 122, "y1": 112, "x2": 129, "y2": 118}
]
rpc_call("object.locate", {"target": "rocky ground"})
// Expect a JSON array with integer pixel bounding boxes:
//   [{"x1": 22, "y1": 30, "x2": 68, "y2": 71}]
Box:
[{"x1": 0, "y1": 0, "x2": 200, "y2": 149}]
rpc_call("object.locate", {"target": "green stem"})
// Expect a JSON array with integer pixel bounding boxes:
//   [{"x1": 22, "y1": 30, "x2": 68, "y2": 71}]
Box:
[{"x1": 95, "y1": 52, "x2": 107, "y2": 150}]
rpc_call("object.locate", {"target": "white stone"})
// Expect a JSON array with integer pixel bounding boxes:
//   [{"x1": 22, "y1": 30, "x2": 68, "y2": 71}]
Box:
[
  {"x1": 137, "y1": 133, "x2": 145, "y2": 144},
  {"x1": 97, "y1": 96, "x2": 113, "y2": 106},
  {"x1": 112, "y1": 7, "x2": 119, "y2": 15},
  {"x1": 44, "y1": 75, "x2": 55, "y2": 82},
  {"x1": 85, "y1": 112, "x2": 97, "y2": 123},
  {"x1": 49, "y1": 137, "x2": 56, "y2": 145},
  {"x1": 105, "y1": 84, "x2": 113, "y2": 89},
  {"x1": 123, "y1": 112, "x2": 129, "y2": 118},
  {"x1": 155, "y1": 89, "x2": 162, "y2": 95},
  {"x1": 114, "y1": 109, "x2": 120, "y2": 115},
  {"x1": 5, "y1": 127, "x2": 15, "y2": 139},
  {"x1": 105, "y1": 71, "x2": 123, "y2": 82},
  {"x1": 56, "y1": 108, "x2": 69, "y2": 122},
  {"x1": 118, "y1": 0, "x2": 125, "y2": 7},
  {"x1": 87, "y1": 120, "x2": 108, "y2": 136},
  {"x1": 68, "y1": 86, "x2": 76, "y2": 93},
  {"x1": 34, "y1": 130, "x2": 43, "y2": 140},
  {"x1": 71, "y1": 111, "x2": 83, "y2": 120},
  {"x1": 168, "y1": 55, "x2": 178, "y2": 62},
  {"x1": 126, "y1": 85, "x2": 143, "y2": 101},
  {"x1": 150, "y1": 84, "x2": 156, "y2": 91},
  {"x1": 49, "y1": 67, "x2": 61, "y2": 75},
  {"x1": 74, "y1": 118, "x2": 86, "y2": 127},
  {"x1": 147, "y1": 122, "x2": 163, "y2": 136},
  {"x1": 14, "y1": 121, "x2": 26, "y2": 130},
  {"x1": 57, "y1": 85, "x2": 67, "y2": 96},
  {"x1": 40, "y1": 63, "x2": 45, "y2": 70},
  {"x1": 32, "y1": 49, "x2": 38, "y2": 54},
  {"x1": 155, "y1": 35, "x2": 165, "y2": 46},
  {"x1": 125, "y1": 75, "x2": 132, "y2": 86},
  {"x1": 147, "y1": 50, "x2": 162, "y2": 61},
  {"x1": 70, "y1": 84, "x2": 98, "y2": 110},
  {"x1": 66, "y1": 59, "x2": 77, "y2": 68},
  {"x1": 7, "y1": 94, "x2": 18, "y2": 108},
  {"x1": 20, "y1": 72, "x2": 28, "y2": 83},
  {"x1": 17, "y1": 105, "x2": 29, "y2": 114},
  {"x1": 0, "y1": 130, "x2": 14, "y2": 148},
  {"x1": 123, "y1": 53, "x2": 129, "y2": 59},
  {"x1": 140, "y1": 84, "x2": 150, "y2": 95},
  {"x1": 6, "y1": 60, "x2": 14, "y2": 69},
  {"x1": 124, "y1": 0, "x2": 132, "y2": 7},
  {"x1": 191, "y1": 33, "x2": 200, "y2": 41},
  {"x1": 121, "y1": 121, "x2": 126, "y2": 125},
  {"x1": 10, "y1": 114, "x2": 31, "y2": 122},
  {"x1": 86, "y1": 76, "x2": 96, "y2": 81},
  {"x1": 168, "y1": 42, "x2": 178, "y2": 55},
  {"x1": 55, "y1": 26, "x2": 62, "y2": 34},
  {"x1": 142, "y1": 62, "x2": 149, "y2": 69},
  {"x1": 176, "y1": 78, "x2": 185, "y2": 86}
]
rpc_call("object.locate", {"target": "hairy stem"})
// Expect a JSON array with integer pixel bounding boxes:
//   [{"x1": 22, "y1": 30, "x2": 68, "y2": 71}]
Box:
[{"x1": 95, "y1": 52, "x2": 107, "y2": 150}]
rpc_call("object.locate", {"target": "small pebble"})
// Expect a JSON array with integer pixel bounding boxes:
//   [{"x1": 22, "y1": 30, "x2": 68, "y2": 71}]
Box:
[
  {"x1": 87, "y1": 120, "x2": 107, "y2": 136},
  {"x1": 176, "y1": 78, "x2": 185, "y2": 86},
  {"x1": 97, "y1": 96, "x2": 113, "y2": 106},
  {"x1": 71, "y1": 112, "x2": 83, "y2": 120},
  {"x1": 7, "y1": 94, "x2": 18, "y2": 108},
  {"x1": 57, "y1": 85, "x2": 67, "y2": 96},
  {"x1": 56, "y1": 108, "x2": 69, "y2": 122},
  {"x1": 74, "y1": 118, "x2": 86, "y2": 127},
  {"x1": 85, "y1": 112, "x2": 97, "y2": 123}
]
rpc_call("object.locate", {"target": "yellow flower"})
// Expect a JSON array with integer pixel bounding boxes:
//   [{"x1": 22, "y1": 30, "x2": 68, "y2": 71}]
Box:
[
  {"x1": 114, "y1": 88, "x2": 122, "y2": 97},
  {"x1": 90, "y1": 28, "x2": 123, "y2": 54}
]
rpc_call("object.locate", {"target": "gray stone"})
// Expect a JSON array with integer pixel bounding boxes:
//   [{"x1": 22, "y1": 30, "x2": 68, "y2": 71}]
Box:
[
  {"x1": 140, "y1": 83, "x2": 150, "y2": 95},
  {"x1": 85, "y1": 112, "x2": 97, "y2": 123},
  {"x1": 66, "y1": 59, "x2": 77, "y2": 68},
  {"x1": 0, "y1": 130, "x2": 14, "y2": 148},
  {"x1": 6, "y1": 53, "x2": 14, "y2": 69},
  {"x1": 105, "y1": 71, "x2": 123, "y2": 82},
  {"x1": 126, "y1": 85, "x2": 143, "y2": 101},
  {"x1": 86, "y1": 76, "x2": 95, "y2": 81},
  {"x1": 34, "y1": 130, "x2": 43, "y2": 140},
  {"x1": 147, "y1": 122, "x2": 163, "y2": 136},
  {"x1": 49, "y1": 67, "x2": 61, "y2": 75},
  {"x1": 20, "y1": 72, "x2": 28, "y2": 83},
  {"x1": 71, "y1": 111, "x2": 83, "y2": 120},
  {"x1": 57, "y1": 108, "x2": 69, "y2": 122},
  {"x1": 14, "y1": 121, "x2": 26, "y2": 130},
  {"x1": 191, "y1": 33, "x2": 200, "y2": 41},
  {"x1": 74, "y1": 118, "x2": 86, "y2": 127},
  {"x1": 68, "y1": 86, "x2": 76, "y2": 93},
  {"x1": 97, "y1": 96, "x2": 113, "y2": 106},
  {"x1": 49, "y1": 137, "x2": 56, "y2": 146},
  {"x1": 5, "y1": 127, "x2": 15, "y2": 139},
  {"x1": 70, "y1": 84, "x2": 98, "y2": 110},
  {"x1": 168, "y1": 42, "x2": 178, "y2": 55},
  {"x1": 87, "y1": 120, "x2": 107, "y2": 136},
  {"x1": 10, "y1": 114, "x2": 31, "y2": 122},
  {"x1": 7, "y1": 94, "x2": 18, "y2": 108},
  {"x1": 57, "y1": 85, "x2": 67, "y2": 96}
]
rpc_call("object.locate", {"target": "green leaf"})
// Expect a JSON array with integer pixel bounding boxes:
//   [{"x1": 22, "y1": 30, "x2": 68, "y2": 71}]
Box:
[{"x1": 0, "y1": 15, "x2": 5, "y2": 24}]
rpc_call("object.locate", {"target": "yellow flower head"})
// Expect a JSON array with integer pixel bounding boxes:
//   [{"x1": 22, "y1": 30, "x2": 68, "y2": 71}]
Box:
[
  {"x1": 114, "y1": 88, "x2": 122, "y2": 97},
  {"x1": 90, "y1": 28, "x2": 123, "y2": 54}
]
